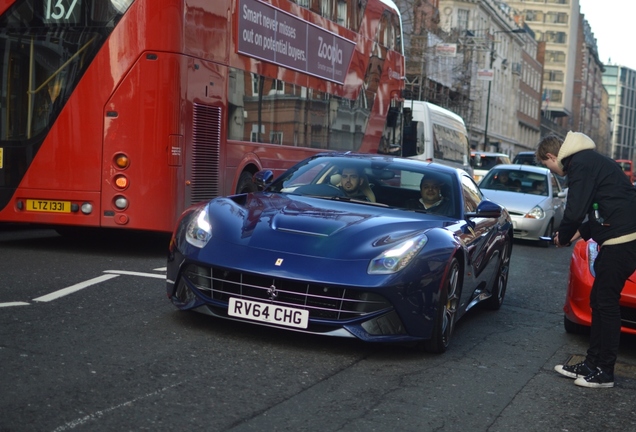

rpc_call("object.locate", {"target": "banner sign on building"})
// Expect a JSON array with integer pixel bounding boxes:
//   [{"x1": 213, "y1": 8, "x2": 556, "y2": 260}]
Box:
[
  {"x1": 238, "y1": 0, "x2": 356, "y2": 85},
  {"x1": 435, "y1": 43, "x2": 457, "y2": 57},
  {"x1": 477, "y1": 68, "x2": 494, "y2": 81}
]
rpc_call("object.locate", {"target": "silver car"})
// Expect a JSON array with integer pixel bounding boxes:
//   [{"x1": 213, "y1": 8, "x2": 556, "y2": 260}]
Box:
[{"x1": 479, "y1": 164, "x2": 566, "y2": 245}]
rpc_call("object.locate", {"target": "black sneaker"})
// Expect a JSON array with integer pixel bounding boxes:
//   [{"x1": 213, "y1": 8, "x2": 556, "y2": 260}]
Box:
[
  {"x1": 554, "y1": 361, "x2": 594, "y2": 379},
  {"x1": 574, "y1": 367, "x2": 614, "y2": 388}
]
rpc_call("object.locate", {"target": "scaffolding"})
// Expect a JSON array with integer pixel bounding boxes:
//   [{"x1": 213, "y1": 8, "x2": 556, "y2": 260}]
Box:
[{"x1": 404, "y1": 27, "x2": 493, "y2": 148}]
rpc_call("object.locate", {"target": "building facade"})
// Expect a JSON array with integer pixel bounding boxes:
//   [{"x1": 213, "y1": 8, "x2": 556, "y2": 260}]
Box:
[
  {"x1": 515, "y1": 28, "x2": 543, "y2": 153},
  {"x1": 397, "y1": 0, "x2": 546, "y2": 157},
  {"x1": 571, "y1": 15, "x2": 610, "y2": 154},
  {"x1": 603, "y1": 65, "x2": 636, "y2": 162},
  {"x1": 508, "y1": 0, "x2": 612, "y2": 150},
  {"x1": 507, "y1": 0, "x2": 580, "y2": 128},
  {"x1": 433, "y1": 0, "x2": 528, "y2": 154}
]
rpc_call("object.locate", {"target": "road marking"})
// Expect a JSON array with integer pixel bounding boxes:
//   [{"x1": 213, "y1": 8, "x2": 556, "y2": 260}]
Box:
[
  {"x1": 0, "y1": 302, "x2": 30, "y2": 308},
  {"x1": 33, "y1": 274, "x2": 120, "y2": 302},
  {"x1": 103, "y1": 270, "x2": 166, "y2": 279},
  {"x1": 3, "y1": 269, "x2": 166, "y2": 306},
  {"x1": 52, "y1": 381, "x2": 185, "y2": 431}
]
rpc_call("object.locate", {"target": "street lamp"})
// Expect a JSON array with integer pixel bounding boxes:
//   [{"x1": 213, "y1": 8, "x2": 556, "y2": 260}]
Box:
[{"x1": 482, "y1": 28, "x2": 526, "y2": 151}]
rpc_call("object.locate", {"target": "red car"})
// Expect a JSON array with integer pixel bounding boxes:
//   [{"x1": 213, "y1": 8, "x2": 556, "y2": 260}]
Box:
[{"x1": 564, "y1": 239, "x2": 636, "y2": 335}]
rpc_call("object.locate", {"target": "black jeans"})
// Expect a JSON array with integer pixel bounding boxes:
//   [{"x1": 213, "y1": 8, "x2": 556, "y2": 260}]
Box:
[{"x1": 586, "y1": 239, "x2": 636, "y2": 373}]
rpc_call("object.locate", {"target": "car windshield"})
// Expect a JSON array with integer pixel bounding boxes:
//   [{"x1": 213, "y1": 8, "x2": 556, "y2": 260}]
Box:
[
  {"x1": 267, "y1": 155, "x2": 461, "y2": 218},
  {"x1": 471, "y1": 154, "x2": 511, "y2": 170},
  {"x1": 480, "y1": 169, "x2": 548, "y2": 196},
  {"x1": 514, "y1": 154, "x2": 538, "y2": 166}
]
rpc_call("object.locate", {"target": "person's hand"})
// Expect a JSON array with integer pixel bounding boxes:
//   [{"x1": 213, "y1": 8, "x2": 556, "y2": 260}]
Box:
[{"x1": 553, "y1": 230, "x2": 579, "y2": 247}]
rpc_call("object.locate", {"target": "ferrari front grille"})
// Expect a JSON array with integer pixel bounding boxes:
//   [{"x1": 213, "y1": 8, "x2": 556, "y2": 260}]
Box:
[{"x1": 183, "y1": 264, "x2": 391, "y2": 320}]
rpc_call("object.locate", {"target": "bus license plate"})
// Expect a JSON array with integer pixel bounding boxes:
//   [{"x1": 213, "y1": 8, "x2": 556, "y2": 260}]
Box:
[
  {"x1": 26, "y1": 199, "x2": 71, "y2": 213},
  {"x1": 228, "y1": 298, "x2": 309, "y2": 329}
]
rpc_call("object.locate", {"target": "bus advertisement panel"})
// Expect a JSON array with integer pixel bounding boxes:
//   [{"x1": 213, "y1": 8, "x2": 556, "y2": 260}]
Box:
[{"x1": 0, "y1": 0, "x2": 405, "y2": 232}]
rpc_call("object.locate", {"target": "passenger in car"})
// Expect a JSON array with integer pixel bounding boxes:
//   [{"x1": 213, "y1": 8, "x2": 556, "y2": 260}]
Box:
[
  {"x1": 495, "y1": 171, "x2": 516, "y2": 190},
  {"x1": 407, "y1": 175, "x2": 453, "y2": 215},
  {"x1": 531, "y1": 180, "x2": 547, "y2": 195}
]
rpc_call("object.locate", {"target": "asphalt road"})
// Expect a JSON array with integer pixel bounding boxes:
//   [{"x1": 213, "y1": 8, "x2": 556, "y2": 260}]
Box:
[{"x1": 0, "y1": 224, "x2": 635, "y2": 431}]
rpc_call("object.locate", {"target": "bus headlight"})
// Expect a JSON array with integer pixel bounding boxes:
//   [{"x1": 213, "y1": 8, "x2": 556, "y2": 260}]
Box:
[
  {"x1": 114, "y1": 196, "x2": 128, "y2": 210},
  {"x1": 81, "y1": 202, "x2": 93, "y2": 214}
]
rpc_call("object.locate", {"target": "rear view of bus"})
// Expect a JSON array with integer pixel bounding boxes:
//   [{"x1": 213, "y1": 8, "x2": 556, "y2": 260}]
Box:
[
  {"x1": 0, "y1": 0, "x2": 144, "y2": 230},
  {"x1": 0, "y1": 0, "x2": 405, "y2": 233}
]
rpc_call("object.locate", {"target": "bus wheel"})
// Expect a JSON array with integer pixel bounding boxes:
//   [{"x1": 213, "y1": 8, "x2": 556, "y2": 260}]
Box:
[{"x1": 236, "y1": 171, "x2": 257, "y2": 194}]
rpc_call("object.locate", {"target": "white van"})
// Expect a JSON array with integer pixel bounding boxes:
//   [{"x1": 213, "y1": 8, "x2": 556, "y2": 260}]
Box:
[{"x1": 400, "y1": 100, "x2": 471, "y2": 174}]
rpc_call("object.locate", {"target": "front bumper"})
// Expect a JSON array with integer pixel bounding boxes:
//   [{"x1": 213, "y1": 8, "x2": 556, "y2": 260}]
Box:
[
  {"x1": 166, "y1": 244, "x2": 448, "y2": 343},
  {"x1": 511, "y1": 215, "x2": 548, "y2": 241}
]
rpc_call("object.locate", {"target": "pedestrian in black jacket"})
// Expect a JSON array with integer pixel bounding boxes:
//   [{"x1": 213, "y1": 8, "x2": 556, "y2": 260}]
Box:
[{"x1": 536, "y1": 131, "x2": 636, "y2": 388}]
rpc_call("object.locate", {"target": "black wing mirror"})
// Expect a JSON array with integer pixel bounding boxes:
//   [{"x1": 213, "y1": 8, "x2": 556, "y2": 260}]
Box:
[
  {"x1": 465, "y1": 199, "x2": 503, "y2": 218},
  {"x1": 253, "y1": 170, "x2": 274, "y2": 190}
]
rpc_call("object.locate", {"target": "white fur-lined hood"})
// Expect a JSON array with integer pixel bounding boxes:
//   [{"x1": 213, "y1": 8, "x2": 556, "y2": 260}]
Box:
[{"x1": 557, "y1": 131, "x2": 596, "y2": 167}]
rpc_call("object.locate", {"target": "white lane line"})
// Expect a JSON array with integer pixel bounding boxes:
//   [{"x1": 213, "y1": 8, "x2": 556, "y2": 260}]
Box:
[
  {"x1": 11, "y1": 270, "x2": 165, "y2": 306},
  {"x1": 0, "y1": 302, "x2": 31, "y2": 308},
  {"x1": 52, "y1": 381, "x2": 185, "y2": 431},
  {"x1": 103, "y1": 270, "x2": 166, "y2": 279},
  {"x1": 33, "y1": 274, "x2": 120, "y2": 302},
  {"x1": 153, "y1": 266, "x2": 167, "y2": 271}
]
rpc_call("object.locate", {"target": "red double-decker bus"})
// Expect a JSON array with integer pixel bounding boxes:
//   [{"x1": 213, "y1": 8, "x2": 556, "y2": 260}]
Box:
[
  {"x1": 0, "y1": 0, "x2": 405, "y2": 232},
  {"x1": 616, "y1": 159, "x2": 635, "y2": 184}
]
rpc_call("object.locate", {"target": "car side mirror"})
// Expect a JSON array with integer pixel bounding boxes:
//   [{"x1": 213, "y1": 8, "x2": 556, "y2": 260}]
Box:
[
  {"x1": 465, "y1": 199, "x2": 503, "y2": 218},
  {"x1": 253, "y1": 170, "x2": 274, "y2": 190},
  {"x1": 556, "y1": 191, "x2": 567, "y2": 198}
]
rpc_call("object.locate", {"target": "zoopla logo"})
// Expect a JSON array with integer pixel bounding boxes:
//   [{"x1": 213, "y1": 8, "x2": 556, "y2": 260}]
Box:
[{"x1": 317, "y1": 36, "x2": 343, "y2": 65}]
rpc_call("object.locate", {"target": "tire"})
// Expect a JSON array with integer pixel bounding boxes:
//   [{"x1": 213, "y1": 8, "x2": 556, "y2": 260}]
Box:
[
  {"x1": 563, "y1": 316, "x2": 590, "y2": 335},
  {"x1": 236, "y1": 171, "x2": 258, "y2": 194},
  {"x1": 423, "y1": 257, "x2": 460, "y2": 354},
  {"x1": 483, "y1": 238, "x2": 511, "y2": 310},
  {"x1": 540, "y1": 220, "x2": 553, "y2": 248}
]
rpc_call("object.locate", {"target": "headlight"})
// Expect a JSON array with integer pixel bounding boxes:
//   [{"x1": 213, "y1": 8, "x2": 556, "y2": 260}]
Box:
[
  {"x1": 185, "y1": 207, "x2": 212, "y2": 248},
  {"x1": 587, "y1": 240, "x2": 599, "y2": 277},
  {"x1": 525, "y1": 205, "x2": 545, "y2": 219},
  {"x1": 368, "y1": 233, "x2": 428, "y2": 274}
]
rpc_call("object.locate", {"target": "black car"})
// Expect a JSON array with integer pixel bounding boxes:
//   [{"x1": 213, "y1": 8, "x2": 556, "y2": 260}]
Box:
[
  {"x1": 513, "y1": 151, "x2": 538, "y2": 166},
  {"x1": 514, "y1": 151, "x2": 567, "y2": 188}
]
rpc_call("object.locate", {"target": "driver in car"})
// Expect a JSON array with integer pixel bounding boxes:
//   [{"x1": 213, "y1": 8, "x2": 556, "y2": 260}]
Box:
[{"x1": 338, "y1": 167, "x2": 375, "y2": 202}]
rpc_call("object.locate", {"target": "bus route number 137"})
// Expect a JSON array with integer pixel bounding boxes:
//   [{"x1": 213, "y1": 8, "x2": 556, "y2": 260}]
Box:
[{"x1": 44, "y1": 0, "x2": 80, "y2": 23}]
